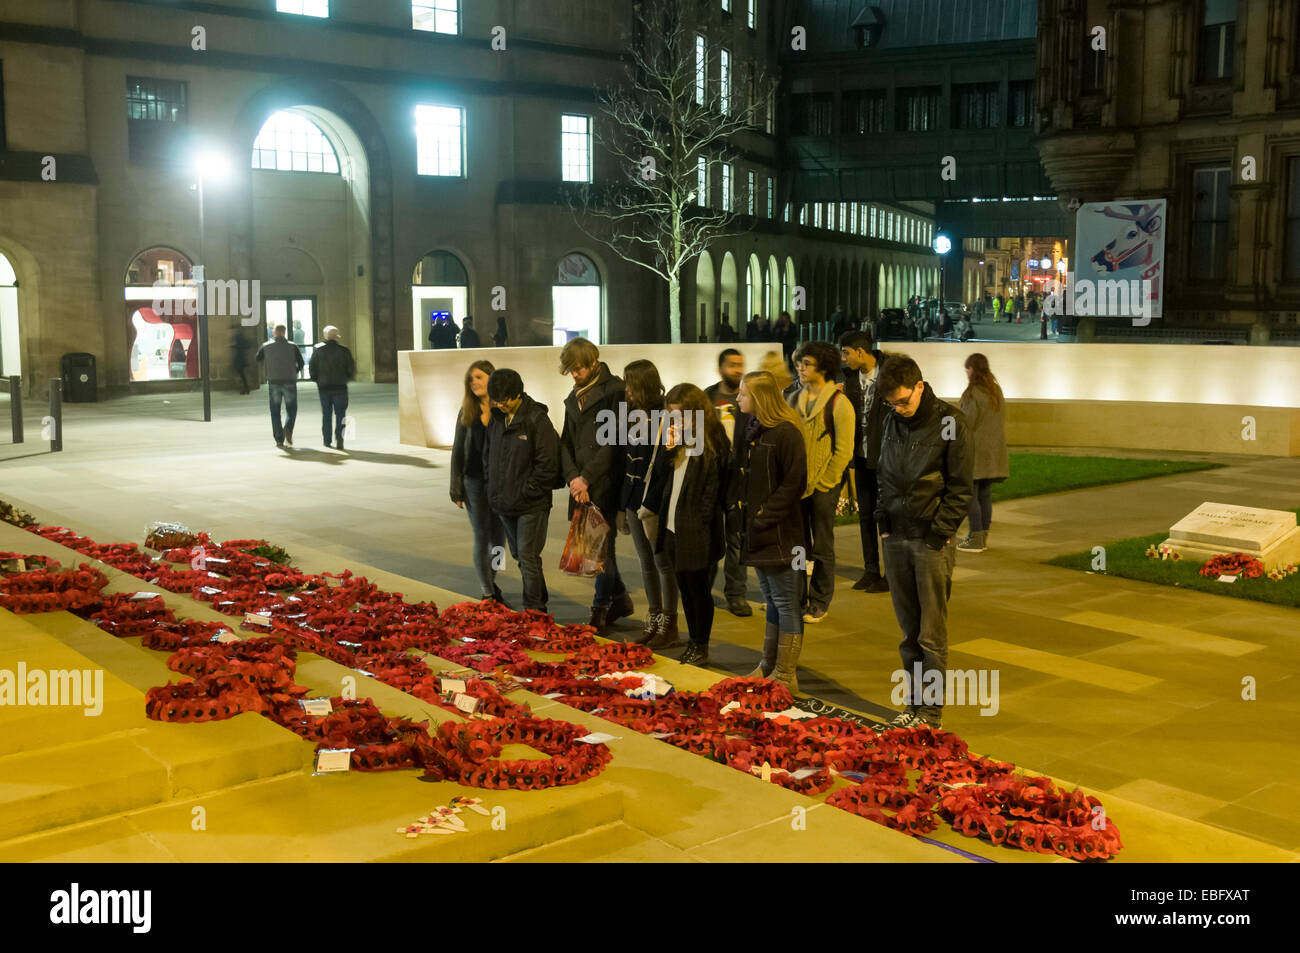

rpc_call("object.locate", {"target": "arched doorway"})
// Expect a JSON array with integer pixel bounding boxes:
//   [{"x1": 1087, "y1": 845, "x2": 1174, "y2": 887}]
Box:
[
  {"x1": 783, "y1": 258, "x2": 797, "y2": 315},
  {"x1": 693, "y1": 252, "x2": 716, "y2": 344},
  {"x1": 746, "y1": 254, "x2": 762, "y2": 327},
  {"x1": 412, "y1": 250, "x2": 469, "y2": 349},
  {"x1": 766, "y1": 255, "x2": 779, "y2": 318},
  {"x1": 0, "y1": 254, "x2": 19, "y2": 378},
  {"x1": 124, "y1": 247, "x2": 200, "y2": 382},
  {"x1": 553, "y1": 252, "x2": 603, "y2": 345},
  {"x1": 718, "y1": 252, "x2": 739, "y2": 341}
]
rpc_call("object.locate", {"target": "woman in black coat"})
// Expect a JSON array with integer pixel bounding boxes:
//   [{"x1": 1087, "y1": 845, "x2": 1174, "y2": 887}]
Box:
[
  {"x1": 449, "y1": 359, "x2": 507, "y2": 605},
  {"x1": 649, "y1": 384, "x2": 728, "y2": 667},
  {"x1": 734, "y1": 370, "x2": 808, "y2": 689}
]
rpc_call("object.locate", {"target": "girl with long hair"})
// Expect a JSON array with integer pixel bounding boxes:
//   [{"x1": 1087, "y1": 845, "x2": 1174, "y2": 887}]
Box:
[
  {"x1": 618, "y1": 360, "x2": 679, "y2": 647},
  {"x1": 647, "y1": 383, "x2": 729, "y2": 666},
  {"x1": 957, "y1": 352, "x2": 1009, "y2": 552},
  {"x1": 734, "y1": 371, "x2": 808, "y2": 688},
  {"x1": 450, "y1": 359, "x2": 508, "y2": 603}
]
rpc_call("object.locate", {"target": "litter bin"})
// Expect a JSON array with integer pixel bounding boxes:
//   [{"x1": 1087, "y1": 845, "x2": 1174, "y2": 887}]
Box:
[{"x1": 62, "y1": 352, "x2": 97, "y2": 402}]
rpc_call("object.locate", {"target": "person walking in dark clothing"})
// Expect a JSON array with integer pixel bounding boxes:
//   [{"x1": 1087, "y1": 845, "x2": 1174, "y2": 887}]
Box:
[
  {"x1": 873, "y1": 354, "x2": 974, "y2": 731},
  {"x1": 484, "y1": 368, "x2": 559, "y2": 612},
  {"x1": 773, "y1": 311, "x2": 798, "y2": 363},
  {"x1": 493, "y1": 316, "x2": 509, "y2": 348},
  {"x1": 451, "y1": 359, "x2": 507, "y2": 604},
  {"x1": 459, "y1": 315, "x2": 481, "y2": 348},
  {"x1": 839, "y1": 329, "x2": 891, "y2": 593},
  {"x1": 704, "y1": 348, "x2": 752, "y2": 617},
  {"x1": 231, "y1": 326, "x2": 253, "y2": 394},
  {"x1": 718, "y1": 315, "x2": 739, "y2": 342},
  {"x1": 308, "y1": 326, "x2": 356, "y2": 450},
  {"x1": 558, "y1": 338, "x2": 632, "y2": 632},
  {"x1": 256, "y1": 324, "x2": 304, "y2": 448}
]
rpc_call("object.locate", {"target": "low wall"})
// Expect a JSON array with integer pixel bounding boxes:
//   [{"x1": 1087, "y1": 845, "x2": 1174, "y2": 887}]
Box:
[{"x1": 400, "y1": 342, "x2": 1300, "y2": 455}]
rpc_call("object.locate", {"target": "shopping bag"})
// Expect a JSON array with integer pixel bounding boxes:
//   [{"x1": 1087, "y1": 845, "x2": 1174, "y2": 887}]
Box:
[{"x1": 559, "y1": 504, "x2": 608, "y2": 577}]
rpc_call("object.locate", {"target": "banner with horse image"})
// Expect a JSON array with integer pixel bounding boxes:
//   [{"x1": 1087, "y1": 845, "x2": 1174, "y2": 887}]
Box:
[{"x1": 1074, "y1": 200, "x2": 1166, "y2": 320}]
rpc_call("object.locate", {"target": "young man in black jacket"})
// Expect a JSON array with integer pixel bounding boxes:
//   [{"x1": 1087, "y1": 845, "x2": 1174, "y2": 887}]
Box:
[
  {"x1": 483, "y1": 368, "x2": 559, "y2": 612},
  {"x1": 308, "y1": 326, "x2": 356, "y2": 449},
  {"x1": 558, "y1": 338, "x2": 632, "y2": 631},
  {"x1": 873, "y1": 354, "x2": 973, "y2": 731},
  {"x1": 839, "y1": 330, "x2": 891, "y2": 593},
  {"x1": 704, "y1": 348, "x2": 752, "y2": 617}
]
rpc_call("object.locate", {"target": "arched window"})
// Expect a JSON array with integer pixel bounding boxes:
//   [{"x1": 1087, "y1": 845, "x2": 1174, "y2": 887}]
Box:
[
  {"x1": 412, "y1": 250, "x2": 470, "y2": 350},
  {"x1": 124, "y1": 247, "x2": 200, "y2": 382},
  {"x1": 252, "y1": 111, "x2": 341, "y2": 173},
  {"x1": 553, "y1": 253, "x2": 603, "y2": 345}
]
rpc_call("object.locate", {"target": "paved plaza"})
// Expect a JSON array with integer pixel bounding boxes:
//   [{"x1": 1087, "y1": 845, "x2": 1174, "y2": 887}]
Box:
[{"x1": 2, "y1": 382, "x2": 1298, "y2": 855}]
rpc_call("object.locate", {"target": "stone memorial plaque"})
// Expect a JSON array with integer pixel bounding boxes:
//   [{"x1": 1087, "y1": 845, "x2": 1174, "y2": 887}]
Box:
[{"x1": 1163, "y1": 502, "x2": 1300, "y2": 570}]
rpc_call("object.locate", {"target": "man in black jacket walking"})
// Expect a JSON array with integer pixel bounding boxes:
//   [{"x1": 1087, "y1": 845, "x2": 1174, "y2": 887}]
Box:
[
  {"x1": 873, "y1": 354, "x2": 973, "y2": 731},
  {"x1": 558, "y1": 338, "x2": 632, "y2": 631},
  {"x1": 484, "y1": 368, "x2": 559, "y2": 612},
  {"x1": 839, "y1": 330, "x2": 891, "y2": 593},
  {"x1": 256, "y1": 324, "x2": 304, "y2": 448},
  {"x1": 308, "y1": 326, "x2": 356, "y2": 450}
]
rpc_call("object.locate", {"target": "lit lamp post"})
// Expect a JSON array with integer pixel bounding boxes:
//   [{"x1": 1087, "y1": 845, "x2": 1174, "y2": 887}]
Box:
[
  {"x1": 194, "y1": 150, "x2": 230, "y2": 423},
  {"x1": 933, "y1": 233, "x2": 952, "y2": 316}
]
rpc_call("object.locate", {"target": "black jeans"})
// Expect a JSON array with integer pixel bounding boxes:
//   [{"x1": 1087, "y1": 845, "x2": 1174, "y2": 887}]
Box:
[
  {"x1": 708, "y1": 505, "x2": 748, "y2": 602},
  {"x1": 854, "y1": 458, "x2": 883, "y2": 576},
  {"x1": 666, "y1": 531, "x2": 715, "y2": 645},
  {"x1": 318, "y1": 386, "x2": 349, "y2": 445},
  {"x1": 799, "y1": 487, "x2": 838, "y2": 613},
  {"x1": 462, "y1": 474, "x2": 505, "y2": 599},
  {"x1": 881, "y1": 535, "x2": 956, "y2": 724},
  {"x1": 968, "y1": 478, "x2": 994, "y2": 534},
  {"x1": 500, "y1": 509, "x2": 550, "y2": 611}
]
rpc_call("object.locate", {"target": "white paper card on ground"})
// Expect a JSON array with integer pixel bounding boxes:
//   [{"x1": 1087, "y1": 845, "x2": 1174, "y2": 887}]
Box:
[
  {"x1": 763, "y1": 707, "x2": 818, "y2": 721},
  {"x1": 453, "y1": 693, "x2": 479, "y2": 715},
  {"x1": 315, "y1": 749, "x2": 352, "y2": 773},
  {"x1": 577, "y1": 732, "x2": 618, "y2": 744},
  {"x1": 542, "y1": 692, "x2": 565, "y2": 700},
  {"x1": 1217, "y1": 574, "x2": 1238, "y2": 583},
  {"x1": 719, "y1": 701, "x2": 741, "y2": 715},
  {"x1": 243, "y1": 612, "x2": 272, "y2": 627},
  {"x1": 212, "y1": 630, "x2": 239, "y2": 644},
  {"x1": 300, "y1": 698, "x2": 333, "y2": 716},
  {"x1": 440, "y1": 678, "x2": 467, "y2": 694},
  {"x1": 130, "y1": 592, "x2": 162, "y2": 601},
  {"x1": 790, "y1": 767, "x2": 820, "y2": 780}
]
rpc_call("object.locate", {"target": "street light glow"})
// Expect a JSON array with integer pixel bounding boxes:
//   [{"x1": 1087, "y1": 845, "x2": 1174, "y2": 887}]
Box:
[
  {"x1": 195, "y1": 150, "x2": 231, "y2": 183},
  {"x1": 933, "y1": 234, "x2": 952, "y2": 255}
]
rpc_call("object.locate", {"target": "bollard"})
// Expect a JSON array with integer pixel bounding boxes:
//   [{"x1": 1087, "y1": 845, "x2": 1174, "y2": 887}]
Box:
[
  {"x1": 48, "y1": 378, "x2": 62, "y2": 452},
  {"x1": 8, "y1": 376, "x2": 21, "y2": 443}
]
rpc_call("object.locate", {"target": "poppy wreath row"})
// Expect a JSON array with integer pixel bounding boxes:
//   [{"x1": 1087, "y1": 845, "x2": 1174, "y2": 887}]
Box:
[
  {"x1": 0, "y1": 565, "x2": 109, "y2": 613},
  {"x1": 167, "y1": 639, "x2": 298, "y2": 690},
  {"x1": 0, "y1": 552, "x2": 58, "y2": 573},
  {"x1": 86, "y1": 593, "x2": 176, "y2": 637},
  {"x1": 1198, "y1": 552, "x2": 1265, "y2": 579},
  {"x1": 426, "y1": 717, "x2": 612, "y2": 790},
  {"x1": 145, "y1": 674, "x2": 267, "y2": 722},
  {"x1": 140, "y1": 619, "x2": 232, "y2": 652}
]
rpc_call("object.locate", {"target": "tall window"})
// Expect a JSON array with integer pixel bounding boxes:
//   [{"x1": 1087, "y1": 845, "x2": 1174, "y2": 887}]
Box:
[
  {"x1": 870, "y1": 206, "x2": 877, "y2": 237},
  {"x1": 765, "y1": 87, "x2": 774, "y2": 134},
  {"x1": 1287, "y1": 158, "x2": 1300, "y2": 280},
  {"x1": 745, "y1": 62, "x2": 757, "y2": 120},
  {"x1": 748, "y1": 0, "x2": 756, "y2": 29},
  {"x1": 126, "y1": 77, "x2": 188, "y2": 162},
  {"x1": 697, "y1": 157, "x2": 708, "y2": 206},
  {"x1": 843, "y1": 89, "x2": 888, "y2": 135},
  {"x1": 276, "y1": 0, "x2": 328, "y2": 16},
  {"x1": 412, "y1": 1, "x2": 459, "y2": 34},
  {"x1": 720, "y1": 49, "x2": 731, "y2": 115},
  {"x1": 721, "y1": 163, "x2": 733, "y2": 211},
  {"x1": 896, "y1": 86, "x2": 941, "y2": 132},
  {"x1": 1190, "y1": 164, "x2": 1231, "y2": 281},
  {"x1": 850, "y1": 203, "x2": 858, "y2": 235},
  {"x1": 799, "y1": 205, "x2": 807, "y2": 225},
  {"x1": 839, "y1": 202, "x2": 847, "y2": 231},
  {"x1": 747, "y1": 170, "x2": 756, "y2": 215},
  {"x1": 695, "y1": 35, "x2": 707, "y2": 106},
  {"x1": 0, "y1": 60, "x2": 6, "y2": 151},
  {"x1": 1198, "y1": 0, "x2": 1236, "y2": 83},
  {"x1": 790, "y1": 93, "x2": 833, "y2": 136},
  {"x1": 1081, "y1": 19, "x2": 1106, "y2": 93},
  {"x1": 415, "y1": 104, "x2": 465, "y2": 177},
  {"x1": 814, "y1": 204, "x2": 823, "y2": 228},
  {"x1": 783, "y1": 201, "x2": 791, "y2": 223},
  {"x1": 252, "y1": 110, "x2": 339, "y2": 173},
  {"x1": 767, "y1": 177, "x2": 775, "y2": 217},
  {"x1": 827, "y1": 203, "x2": 836, "y2": 230},
  {"x1": 1009, "y1": 80, "x2": 1035, "y2": 127},
  {"x1": 561, "y1": 114, "x2": 591, "y2": 183},
  {"x1": 952, "y1": 82, "x2": 1000, "y2": 129},
  {"x1": 722, "y1": 0, "x2": 730, "y2": 12}
]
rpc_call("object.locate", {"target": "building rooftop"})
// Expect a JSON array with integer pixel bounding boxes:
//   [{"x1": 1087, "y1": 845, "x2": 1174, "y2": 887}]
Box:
[{"x1": 794, "y1": 0, "x2": 1038, "y2": 53}]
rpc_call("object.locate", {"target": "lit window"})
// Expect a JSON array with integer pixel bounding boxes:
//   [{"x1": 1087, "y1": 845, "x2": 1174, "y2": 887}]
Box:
[
  {"x1": 252, "y1": 111, "x2": 340, "y2": 173},
  {"x1": 870, "y1": 206, "x2": 877, "y2": 236},
  {"x1": 697, "y1": 157, "x2": 708, "y2": 206},
  {"x1": 747, "y1": 170, "x2": 756, "y2": 215},
  {"x1": 412, "y1": 1, "x2": 459, "y2": 34},
  {"x1": 720, "y1": 49, "x2": 731, "y2": 115},
  {"x1": 415, "y1": 104, "x2": 465, "y2": 177},
  {"x1": 722, "y1": 0, "x2": 730, "y2": 12},
  {"x1": 696, "y1": 35, "x2": 707, "y2": 106},
  {"x1": 276, "y1": 0, "x2": 328, "y2": 17},
  {"x1": 799, "y1": 205, "x2": 807, "y2": 225},
  {"x1": 840, "y1": 202, "x2": 847, "y2": 231},
  {"x1": 721, "y1": 164, "x2": 733, "y2": 211},
  {"x1": 851, "y1": 204, "x2": 858, "y2": 234},
  {"x1": 768, "y1": 178, "x2": 775, "y2": 218},
  {"x1": 814, "y1": 204, "x2": 823, "y2": 228},
  {"x1": 748, "y1": 0, "x2": 756, "y2": 30},
  {"x1": 561, "y1": 114, "x2": 591, "y2": 183}
]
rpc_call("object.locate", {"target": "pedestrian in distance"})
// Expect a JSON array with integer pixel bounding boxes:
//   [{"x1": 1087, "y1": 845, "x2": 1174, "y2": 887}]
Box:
[
  {"x1": 459, "y1": 315, "x2": 481, "y2": 348},
  {"x1": 704, "y1": 348, "x2": 752, "y2": 616},
  {"x1": 451, "y1": 359, "x2": 508, "y2": 605},
  {"x1": 308, "y1": 326, "x2": 356, "y2": 450},
  {"x1": 256, "y1": 324, "x2": 303, "y2": 448},
  {"x1": 230, "y1": 325, "x2": 253, "y2": 395},
  {"x1": 839, "y1": 329, "x2": 891, "y2": 593},
  {"x1": 484, "y1": 368, "x2": 559, "y2": 613},
  {"x1": 493, "y1": 316, "x2": 509, "y2": 348}
]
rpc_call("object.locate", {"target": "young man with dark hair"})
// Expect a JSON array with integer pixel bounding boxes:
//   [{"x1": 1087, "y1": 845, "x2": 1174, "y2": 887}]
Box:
[
  {"x1": 839, "y1": 329, "x2": 890, "y2": 593},
  {"x1": 705, "y1": 347, "x2": 751, "y2": 616},
  {"x1": 873, "y1": 354, "x2": 973, "y2": 731},
  {"x1": 558, "y1": 338, "x2": 633, "y2": 631},
  {"x1": 789, "y1": 340, "x2": 855, "y2": 623},
  {"x1": 483, "y1": 368, "x2": 559, "y2": 613}
]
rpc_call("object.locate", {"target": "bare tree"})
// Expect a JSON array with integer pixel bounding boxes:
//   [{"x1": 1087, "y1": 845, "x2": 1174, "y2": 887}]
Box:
[{"x1": 570, "y1": 0, "x2": 775, "y2": 343}]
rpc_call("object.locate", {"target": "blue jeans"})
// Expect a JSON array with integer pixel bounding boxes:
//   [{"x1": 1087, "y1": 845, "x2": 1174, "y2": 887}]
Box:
[
  {"x1": 500, "y1": 509, "x2": 550, "y2": 611},
  {"x1": 755, "y1": 566, "x2": 803, "y2": 634},
  {"x1": 268, "y1": 382, "x2": 298, "y2": 443},
  {"x1": 463, "y1": 475, "x2": 506, "y2": 599},
  {"x1": 881, "y1": 535, "x2": 956, "y2": 724},
  {"x1": 318, "y1": 386, "x2": 348, "y2": 445},
  {"x1": 592, "y1": 527, "x2": 627, "y2": 610}
]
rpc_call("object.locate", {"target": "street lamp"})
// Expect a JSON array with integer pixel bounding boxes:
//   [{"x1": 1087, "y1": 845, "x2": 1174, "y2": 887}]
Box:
[
  {"x1": 194, "y1": 149, "x2": 230, "y2": 423},
  {"x1": 933, "y1": 233, "x2": 952, "y2": 313}
]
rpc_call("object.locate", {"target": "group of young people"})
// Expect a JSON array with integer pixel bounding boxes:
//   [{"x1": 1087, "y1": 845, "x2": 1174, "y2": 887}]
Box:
[{"x1": 448, "y1": 334, "x2": 1009, "y2": 730}]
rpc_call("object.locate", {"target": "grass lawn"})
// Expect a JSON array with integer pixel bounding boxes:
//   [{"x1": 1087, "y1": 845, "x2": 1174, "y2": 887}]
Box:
[
  {"x1": 834, "y1": 452, "x2": 1225, "y2": 525},
  {"x1": 1046, "y1": 512, "x2": 1300, "y2": 608}
]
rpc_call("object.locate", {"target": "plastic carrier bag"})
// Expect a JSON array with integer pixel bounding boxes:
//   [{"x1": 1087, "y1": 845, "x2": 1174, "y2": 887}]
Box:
[{"x1": 559, "y1": 504, "x2": 609, "y2": 577}]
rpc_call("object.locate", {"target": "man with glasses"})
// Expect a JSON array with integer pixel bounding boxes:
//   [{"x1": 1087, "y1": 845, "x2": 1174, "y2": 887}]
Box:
[
  {"x1": 873, "y1": 355, "x2": 973, "y2": 731},
  {"x1": 483, "y1": 368, "x2": 560, "y2": 613}
]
